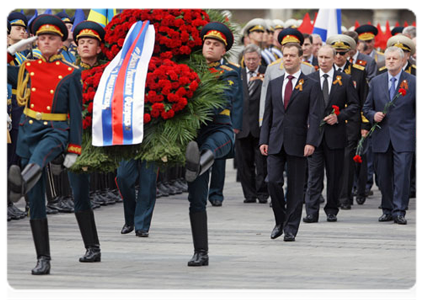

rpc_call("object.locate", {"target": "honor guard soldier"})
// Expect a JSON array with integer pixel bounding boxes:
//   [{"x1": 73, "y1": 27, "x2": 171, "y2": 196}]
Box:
[
  {"x1": 355, "y1": 24, "x2": 385, "y2": 66},
  {"x1": 379, "y1": 34, "x2": 416, "y2": 76},
  {"x1": 326, "y1": 34, "x2": 370, "y2": 208},
  {"x1": 184, "y1": 22, "x2": 239, "y2": 266},
  {"x1": 55, "y1": 11, "x2": 77, "y2": 63},
  {"x1": 7, "y1": 12, "x2": 29, "y2": 64},
  {"x1": 259, "y1": 28, "x2": 316, "y2": 126},
  {"x1": 7, "y1": 15, "x2": 85, "y2": 275}
]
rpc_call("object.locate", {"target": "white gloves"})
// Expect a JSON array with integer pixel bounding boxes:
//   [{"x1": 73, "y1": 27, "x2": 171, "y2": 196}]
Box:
[
  {"x1": 7, "y1": 114, "x2": 12, "y2": 131},
  {"x1": 63, "y1": 153, "x2": 78, "y2": 169},
  {"x1": 8, "y1": 36, "x2": 38, "y2": 55}
]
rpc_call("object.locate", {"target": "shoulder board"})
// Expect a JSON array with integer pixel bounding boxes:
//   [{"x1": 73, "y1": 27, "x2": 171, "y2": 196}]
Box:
[
  {"x1": 379, "y1": 66, "x2": 387, "y2": 72},
  {"x1": 301, "y1": 61, "x2": 313, "y2": 67},
  {"x1": 412, "y1": 64, "x2": 417, "y2": 69},
  {"x1": 61, "y1": 60, "x2": 79, "y2": 70},
  {"x1": 356, "y1": 59, "x2": 367, "y2": 67},
  {"x1": 220, "y1": 64, "x2": 234, "y2": 72},
  {"x1": 226, "y1": 61, "x2": 240, "y2": 68},
  {"x1": 269, "y1": 58, "x2": 282, "y2": 67},
  {"x1": 352, "y1": 64, "x2": 365, "y2": 71}
]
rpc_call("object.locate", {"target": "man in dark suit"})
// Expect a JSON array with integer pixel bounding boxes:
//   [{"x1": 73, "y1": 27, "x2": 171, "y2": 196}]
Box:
[
  {"x1": 325, "y1": 34, "x2": 370, "y2": 209},
  {"x1": 363, "y1": 46, "x2": 415, "y2": 225},
  {"x1": 303, "y1": 45, "x2": 359, "y2": 223},
  {"x1": 302, "y1": 33, "x2": 319, "y2": 68},
  {"x1": 236, "y1": 44, "x2": 268, "y2": 204},
  {"x1": 259, "y1": 42, "x2": 321, "y2": 242}
]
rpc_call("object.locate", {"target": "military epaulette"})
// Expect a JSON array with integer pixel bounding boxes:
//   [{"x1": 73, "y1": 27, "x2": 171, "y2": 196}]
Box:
[
  {"x1": 220, "y1": 64, "x2": 234, "y2": 72},
  {"x1": 301, "y1": 61, "x2": 313, "y2": 68},
  {"x1": 226, "y1": 61, "x2": 240, "y2": 68},
  {"x1": 269, "y1": 58, "x2": 282, "y2": 67},
  {"x1": 379, "y1": 66, "x2": 387, "y2": 72},
  {"x1": 61, "y1": 59, "x2": 79, "y2": 70},
  {"x1": 356, "y1": 59, "x2": 367, "y2": 67},
  {"x1": 411, "y1": 64, "x2": 417, "y2": 69},
  {"x1": 353, "y1": 64, "x2": 365, "y2": 71}
]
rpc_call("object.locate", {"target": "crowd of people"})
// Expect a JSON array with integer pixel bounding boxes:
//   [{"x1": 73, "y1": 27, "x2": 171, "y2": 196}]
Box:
[{"x1": 7, "y1": 10, "x2": 416, "y2": 274}]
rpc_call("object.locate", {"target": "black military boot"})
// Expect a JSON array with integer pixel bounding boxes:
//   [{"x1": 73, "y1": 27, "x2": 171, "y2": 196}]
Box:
[
  {"x1": 187, "y1": 211, "x2": 209, "y2": 267},
  {"x1": 75, "y1": 210, "x2": 101, "y2": 262},
  {"x1": 30, "y1": 218, "x2": 51, "y2": 275},
  {"x1": 185, "y1": 141, "x2": 214, "y2": 183},
  {"x1": 9, "y1": 163, "x2": 42, "y2": 202}
]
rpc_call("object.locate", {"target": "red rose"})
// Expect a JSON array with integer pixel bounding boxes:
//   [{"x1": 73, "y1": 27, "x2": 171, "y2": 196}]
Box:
[
  {"x1": 144, "y1": 113, "x2": 151, "y2": 124},
  {"x1": 332, "y1": 105, "x2": 340, "y2": 116}
]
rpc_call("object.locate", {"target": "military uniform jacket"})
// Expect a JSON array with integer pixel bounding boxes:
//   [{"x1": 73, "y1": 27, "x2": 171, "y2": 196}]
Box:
[
  {"x1": 7, "y1": 54, "x2": 83, "y2": 158},
  {"x1": 341, "y1": 61, "x2": 371, "y2": 138}
]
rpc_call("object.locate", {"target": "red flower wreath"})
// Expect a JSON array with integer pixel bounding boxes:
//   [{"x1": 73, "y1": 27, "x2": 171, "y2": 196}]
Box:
[{"x1": 102, "y1": 9, "x2": 210, "y2": 61}]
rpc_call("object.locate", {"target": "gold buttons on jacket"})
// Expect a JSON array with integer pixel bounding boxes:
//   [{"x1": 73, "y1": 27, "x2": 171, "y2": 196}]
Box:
[
  {"x1": 30, "y1": 72, "x2": 35, "y2": 76},
  {"x1": 26, "y1": 62, "x2": 31, "y2": 67},
  {"x1": 44, "y1": 121, "x2": 48, "y2": 125},
  {"x1": 56, "y1": 61, "x2": 60, "y2": 65},
  {"x1": 30, "y1": 104, "x2": 34, "y2": 108},
  {"x1": 29, "y1": 120, "x2": 33, "y2": 124},
  {"x1": 50, "y1": 90, "x2": 54, "y2": 94},
  {"x1": 47, "y1": 106, "x2": 51, "y2": 111},
  {"x1": 58, "y1": 75, "x2": 63, "y2": 79},
  {"x1": 32, "y1": 87, "x2": 36, "y2": 92}
]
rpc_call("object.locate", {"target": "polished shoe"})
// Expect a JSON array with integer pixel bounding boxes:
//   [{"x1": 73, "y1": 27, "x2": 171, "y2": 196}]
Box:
[
  {"x1": 327, "y1": 214, "x2": 337, "y2": 222},
  {"x1": 394, "y1": 215, "x2": 407, "y2": 225},
  {"x1": 303, "y1": 214, "x2": 318, "y2": 223},
  {"x1": 378, "y1": 214, "x2": 393, "y2": 222},
  {"x1": 258, "y1": 198, "x2": 268, "y2": 204},
  {"x1": 356, "y1": 196, "x2": 366, "y2": 205},
  {"x1": 365, "y1": 189, "x2": 373, "y2": 196},
  {"x1": 188, "y1": 251, "x2": 209, "y2": 266},
  {"x1": 283, "y1": 232, "x2": 295, "y2": 242},
  {"x1": 210, "y1": 200, "x2": 222, "y2": 207},
  {"x1": 135, "y1": 230, "x2": 149, "y2": 237},
  {"x1": 121, "y1": 224, "x2": 134, "y2": 234},
  {"x1": 340, "y1": 203, "x2": 351, "y2": 210},
  {"x1": 79, "y1": 247, "x2": 101, "y2": 262},
  {"x1": 32, "y1": 256, "x2": 50, "y2": 275},
  {"x1": 270, "y1": 224, "x2": 283, "y2": 239},
  {"x1": 243, "y1": 198, "x2": 256, "y2": 203}
]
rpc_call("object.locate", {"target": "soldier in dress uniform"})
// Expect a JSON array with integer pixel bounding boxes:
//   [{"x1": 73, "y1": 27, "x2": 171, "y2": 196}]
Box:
[
  {"x1": 55, "y1": 11, "x2": 77, "y2": 63},
  {"x1": 259, "y1": 28, "x2": 316, "y2": 126},
  {"x1": 184, "y1": 22, "x2": 239, "y2": 266},
  {"x1": 325, "y1": 34, "x2": 370, "y2": 209},
  {"x1": 7, "y1": 15, "x2": 86, "y2": 275},
  {"x1": 355, "y1": 24, "x2": 385, "y2": 67}
]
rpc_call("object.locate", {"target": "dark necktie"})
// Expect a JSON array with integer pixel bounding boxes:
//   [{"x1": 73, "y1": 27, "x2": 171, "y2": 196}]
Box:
[
  {"x1": 248, "y1": 71, "x2": 255, "y2": 96},
  {"x1": 390, "y1": 77, "x2": 397, "y2": 101},
  {"x1": 322, "y1": 74, "x2": 329, "y2": 105},
  {"x1": 338, "y1": 68, "x2": 343, "y2": 72},
  {"x1": 284, "y1": 75, "x2": 294, "y2": 109}
]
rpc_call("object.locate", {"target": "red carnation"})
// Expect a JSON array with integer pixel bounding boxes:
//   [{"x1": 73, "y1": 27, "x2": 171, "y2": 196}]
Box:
[
  {"x1": 332, "y1": 105, "x2": 340, "y2": 116},
  {"x1": 144, "y1": 113, "x2": 151, "y2": 124},
  {"x1": 399, "y1": 88, "x2": 407, "y2": 96},
  {"x1": 353, "y1": 155, "x2": 362, "y2": 163}
]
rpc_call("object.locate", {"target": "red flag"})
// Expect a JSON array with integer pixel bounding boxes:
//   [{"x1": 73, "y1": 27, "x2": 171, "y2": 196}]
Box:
[
  {"x1": 298, "y1": 12, "x2": 314, "y2": 34},
  {"x1": 354, "y1": 20, "x2": 360, "y2": 29}
]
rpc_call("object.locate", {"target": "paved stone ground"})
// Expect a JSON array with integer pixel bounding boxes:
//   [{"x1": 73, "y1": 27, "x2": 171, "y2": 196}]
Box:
[{"x1": 5, "y1": 159, "x2": 419, "y2": 299}]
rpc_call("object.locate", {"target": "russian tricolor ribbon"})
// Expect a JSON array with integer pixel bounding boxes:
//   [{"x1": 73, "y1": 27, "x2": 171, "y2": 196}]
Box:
[{"x1": 92, "y1": 21, "x2": 155, "y2": 147}]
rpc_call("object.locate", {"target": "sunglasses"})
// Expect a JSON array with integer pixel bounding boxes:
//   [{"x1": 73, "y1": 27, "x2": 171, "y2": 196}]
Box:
[{"x1": 335, "y1": 51, "x2": 348, "y2": 56}]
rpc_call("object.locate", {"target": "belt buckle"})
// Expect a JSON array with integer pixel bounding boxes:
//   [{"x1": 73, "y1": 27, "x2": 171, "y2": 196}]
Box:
[{"x1": 35, "y1": 112, "x2": 42, "y2": 120}]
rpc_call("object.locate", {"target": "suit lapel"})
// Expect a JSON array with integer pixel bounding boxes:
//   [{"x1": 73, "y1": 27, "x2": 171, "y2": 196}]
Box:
[
  {"x1": 285, "y1": 72, "x2": 305, "y2": 111},
  {"x1": 380, "y1": 72, "x2": 390, "y2": 103}
]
